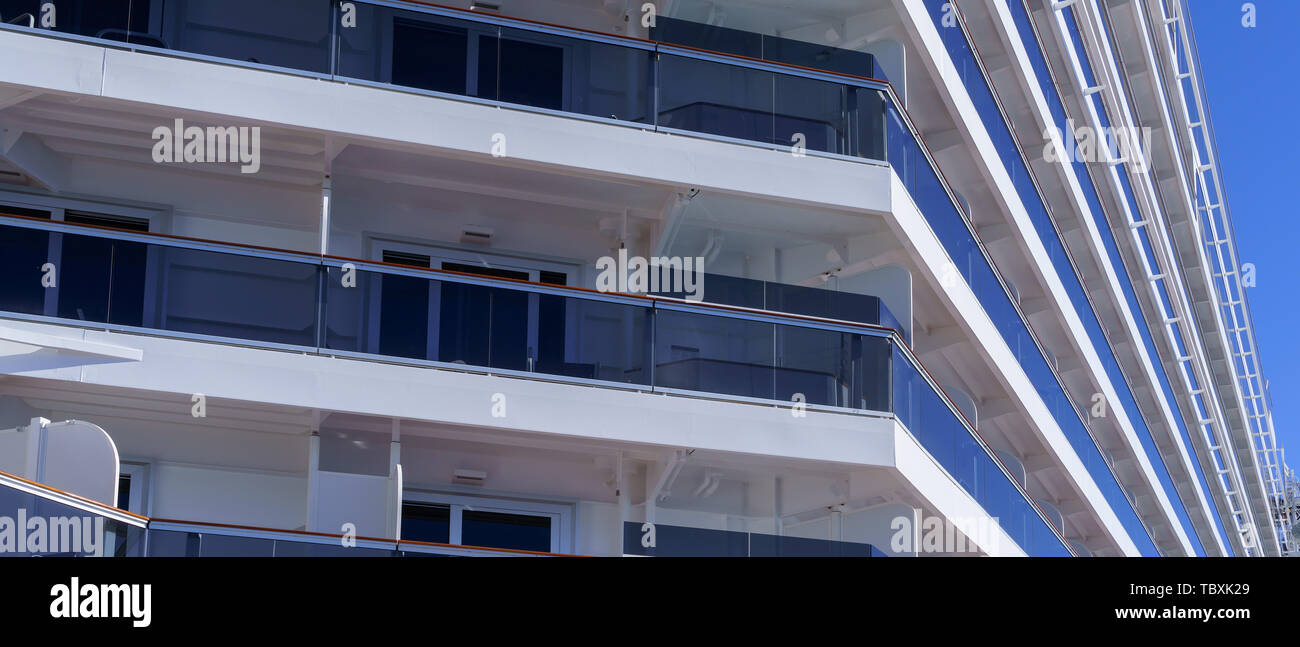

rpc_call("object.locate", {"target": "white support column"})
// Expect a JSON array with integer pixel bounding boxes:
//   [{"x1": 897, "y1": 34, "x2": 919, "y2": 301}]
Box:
[
  {"x1": 25, "y1": 417, "x2": 47, "y2": 481},
  {"x1": 644, "y1": 461, "x2": 657, "y2": 526},
  {"x1": 388, "y1": 419, "x2": 402, "y2": 541},
  {"x1": 305, "y1": 413, "x2": 321, "y2": 531},
  {"x1": 616, "y1": 452, "x2": 628, "y2": 526},
  {"x1": 319, "y1": 176, "x2": 332, "y2": 256},
  {"x1": 389, "y1": 418, "x2": 401, "y2": 468},
  {"x1": 773, "y1": 476, "x2": 784, "y2": 536}
]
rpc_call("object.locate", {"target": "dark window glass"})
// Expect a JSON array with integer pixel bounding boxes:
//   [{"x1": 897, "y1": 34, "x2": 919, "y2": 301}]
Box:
[
  {"x1": 401, "y1": 503, "x2": 451, "y2": 544},
  {"x1": 477, "y1": 35, "x2": 500, "y2": 101},
  {"x1": 116, "y1": 474, "x2": 131, "y2": 511},
  {"x1": 55, "y1": 216, "x2": 148, "y2": 327},
  {"x1": 488, "y1": 33, "x2": 565, "y2": 111},
  {"x1": 56, "y1": 232, "x2": 147, "y2": 326},
  {"x1": 378, "y1": 251, "x2": 431, "y2": 360},
  {"x1": 438, "y1": 262, "x2": 529, "y2": 371},
  {"x1": 538, "y1": 270, "x2": 567, "y2": 286},
  {"x1": 106, "y1": 237, "x2": 147, "y2": 327},
  {"x1": 488, "y1": 287, "x2": 529, "y2": 370},
  {"x1": 440, "y1": 261, "x2": 528, "y2": 282},
  {"x1": 437, "y1": 280, "x2": 493, "y2": 367},
  {"x1": 383, "y1": 251, "x2": 431, "y2": 269},
  {"x1": 339, "y1": 7, "x2": 488, "y2": 97},
  {"x1": 41, "y1": 233, "x2": 147, "y2": 328},
  {"x1": 42, "y1": 0, "x2": 147, "y2": 38},
  {"x1": 1, "y1": 0, "x2": 148, "y2": 42},
  {"x1": 0, "y1": 204, "x2": 51, "y2": 219},
  {"x1": 64, "y1": 211, "x2": 150, "y2": 231},
  {"x1": 461, "y1": 510, "x2": 551, "y2": 552},
  {"x1": 0, "y1": 224, "x2": 49, "y2": 316},
  {"x1": 0, "y1": 1, "x2": 38, "y2": 26},
  {"x1": 377, "y1": 272, "x2": 428, "y2": 359},
  {"x1": 392, "y1": 18, "x2": 470, "y2": 94},
  {"x1": 57, "y1": 233, "x2": 113, "y2": 322}
]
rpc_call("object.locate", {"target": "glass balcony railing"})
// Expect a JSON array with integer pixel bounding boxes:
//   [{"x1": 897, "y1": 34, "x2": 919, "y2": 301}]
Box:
[
  {"x1": 0, "y1": 470, "x2": 147, "y2": 557},
  {"x1": 0, "y1": 0, "x2": 891, "y2": 162},
  {"x1": 0, "y1": 471, "x2": 557, "y2": 557},
  {"x1": 146, "y1": 527, "x2": 394, "y2": 557},
  {"x1": 0, "y1": 213, "x2": 1071, "y2": 556},
  {"x1": 145, "y1": 521, "x2": 557, "y2": 557},
  {"x1": 621, "y1": 521, "x2": 887, "y2": 557},
  {"x1": 648, "y1": 272, "x2": 905, "y2": 343},
  {"x1": 1006, "y1": 0, "x2": 1230, "y2": 556},
  {"x1": 649, "y1": 15, "x2": 888, "y2": 80}
]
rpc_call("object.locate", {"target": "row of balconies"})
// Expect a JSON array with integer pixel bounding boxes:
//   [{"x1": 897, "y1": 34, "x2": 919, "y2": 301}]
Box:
[
  {"x1": 0, "y1": 0, "x2": 1178, "y2": 555},
  {"x1": 2, "y1": 467, "x2": 899, "y2": 556},
  {"x1": 0, "y1": 211, "x2": 1071, "y2": 555}
]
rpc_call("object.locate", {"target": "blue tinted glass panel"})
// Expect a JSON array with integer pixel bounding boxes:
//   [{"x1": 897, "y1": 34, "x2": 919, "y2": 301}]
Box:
[
  {"x1": 659, "y1": 54, "x2": 774, "y2": 145},
  {"x1": 535, "y1": 296, "x2": 652, "y2": 384},
  {"x1": 155, "y1": 0, "x2": 332, "y2": 74},
  {"x1": 655, "y1": 309, "x2": 775, "y2": 399},
  {"x1": 622, "y1": 521, "x2": 748, "y2": 557},
  {"x1": 273, "y1": 541, "x2": 393, "y2": 557},
  {"x1": 147, "y1": 247, "x2": 320, "y2": 347},
  {"x1": 461, "y1": 510, "x2": 551, "y2": 552},
  {"x1": 146, "y1": 529, "x2": 201, "y2": 557},
  {"x1": 391, "y1": 17, "x2": 472, "y2": 95},
  {"x1": 378, "y1": 273, "x2": 430, "y2": 360},
  {"x1": 402, "y1": 503, "x2": 451, "y2": 544},
  {"x1": 199, "y1": 533, "x2": 275, "y2": 557},
  {"x1": 774, "y1": 73, "x2": 848, "y2": 156},
  {"x1": 749, "y1": 532, "x2": 877, "y2": 557},
  {"x1": 0, "y1": 224, "x2": 50, "y2": 315}
]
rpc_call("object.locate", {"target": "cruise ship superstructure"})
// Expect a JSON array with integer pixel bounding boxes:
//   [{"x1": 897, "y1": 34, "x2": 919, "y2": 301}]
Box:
[{"x1": 0, "y1": 0, "x2": 1289, "y2": 557}]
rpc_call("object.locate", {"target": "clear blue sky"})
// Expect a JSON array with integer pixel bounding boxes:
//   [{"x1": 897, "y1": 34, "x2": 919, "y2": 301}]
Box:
[{"x1": 1188, "y1": 1, "x2": 1299, "y2": 465}]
